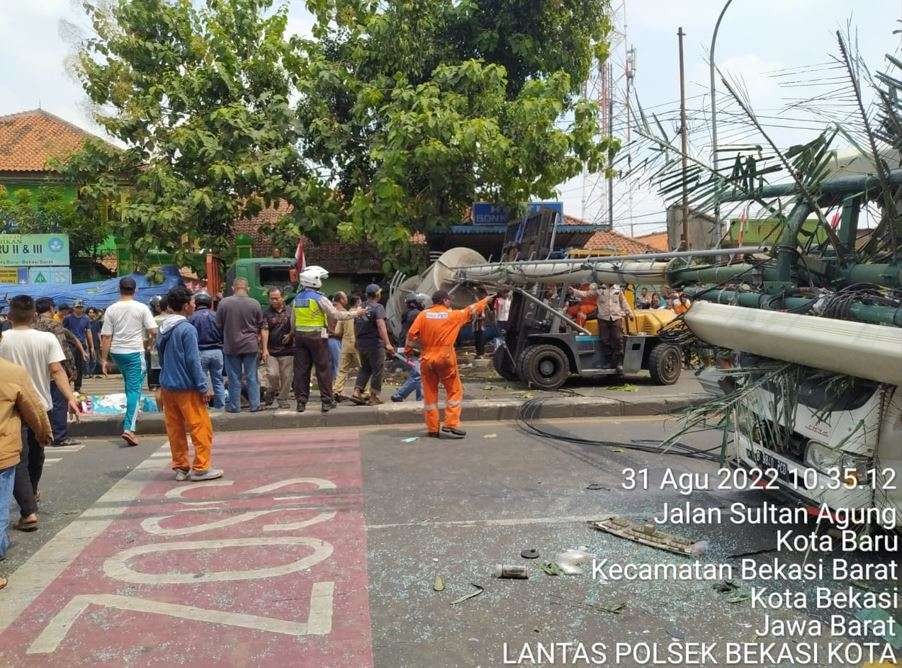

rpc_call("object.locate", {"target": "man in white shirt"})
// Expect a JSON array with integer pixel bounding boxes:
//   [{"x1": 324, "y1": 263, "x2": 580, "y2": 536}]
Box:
[
  {"x1": 100, "y1": 277, "x2": 158, "y2": 446},
  {"x1": 0, "y1": 295, "x2": 80, "y2": 532}
]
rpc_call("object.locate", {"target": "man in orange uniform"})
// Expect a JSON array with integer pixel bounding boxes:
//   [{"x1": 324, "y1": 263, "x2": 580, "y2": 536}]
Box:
[{"x1": 405, "y1": 289, "x2": 492, "y2": 439}]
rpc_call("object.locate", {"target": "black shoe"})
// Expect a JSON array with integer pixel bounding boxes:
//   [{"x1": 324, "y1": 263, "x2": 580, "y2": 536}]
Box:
[
  {"x1": 52, "y1": 438, "x2": 81, "y2": 447},
  {"x1": 390, "y1": 395, "x2": 403, "y2": 403},
  {"x1": 441, "y1": 426, "x2": 466, "y2": 439},
  {"x1": 321, "y1": 401, "x2": 336, "y2": 413},
  {"x1": 296, "y1": 402, "x2": 306, "y2": 413},
  {"x1": 426, "y1": 431, "x2": 441, "y2": 438}
]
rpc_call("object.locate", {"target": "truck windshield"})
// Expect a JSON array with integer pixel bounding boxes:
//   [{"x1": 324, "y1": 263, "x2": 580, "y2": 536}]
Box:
[{"x1": 259, "y1": 266, "x2": 292, "y2": 287}]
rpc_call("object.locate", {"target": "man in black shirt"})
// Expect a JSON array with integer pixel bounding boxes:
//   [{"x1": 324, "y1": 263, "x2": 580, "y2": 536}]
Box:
[
  {"x1": 350, "y1": 284, "x2": 395, "y2": 406},
  {"x1": 261, "y1": 288, "x2": 294, "y2": 408}
]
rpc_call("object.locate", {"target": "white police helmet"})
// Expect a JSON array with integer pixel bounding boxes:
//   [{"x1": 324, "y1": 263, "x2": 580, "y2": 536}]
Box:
[{"x1": 298, "y1": 265, "x2": 329, "y2": 290}]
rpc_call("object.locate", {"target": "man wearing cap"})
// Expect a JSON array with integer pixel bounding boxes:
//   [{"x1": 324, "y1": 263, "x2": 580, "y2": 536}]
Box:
[
  {"x1": 100, "y1": 277, "x2": 158, "y2": 446},
  {"x1": 351, "y1": 284, "x2": 395, "y2": 406},
  {"x1": 404, "y1": 289, "x2": 492, "y2": 438},
  {"x1": 291, "y1": 266, "x2": 361, "y2": 413},
  {"x1": 62, "y1": 300, "x2": 93, "y2": 392}
]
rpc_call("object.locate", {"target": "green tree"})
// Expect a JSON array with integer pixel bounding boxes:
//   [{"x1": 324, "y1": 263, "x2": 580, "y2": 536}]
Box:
[
  {"x1": 0, "y1": 186, "x2": 108, "y2": 258},
  {"x1": 281, "y1": 0, "x2": 614, "y2": 272},
  {"x1": 65, "y1": 0, "x2": 309, "y2": 266}
]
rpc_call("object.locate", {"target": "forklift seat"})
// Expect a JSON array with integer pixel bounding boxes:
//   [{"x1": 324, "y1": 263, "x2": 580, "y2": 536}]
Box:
[{"x1": 584, "y1": 309, "x2": 677, "y2": 336}]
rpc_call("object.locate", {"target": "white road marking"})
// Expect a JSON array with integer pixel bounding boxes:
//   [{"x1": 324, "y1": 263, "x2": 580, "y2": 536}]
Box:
[
  {"x1": 27, "y1": 582, "x2": 335, "y2": 654},
  {"x1": 47, "y1": 444, "x2": 84, "y2": 453},
  {"x1": 103, "y1": 536, "x2": 334, "y2": 584},
  {"x1": 366, "y1": 514, "x2": 607, "y2": 530},
  {"x1": 43, "y1": 458, "x2": 62, "y2": 466},
  {"x1": 0, "y1": 445, "x2": 169, "y2": 634},
  {"x1": 141, "y1": 508, "x2": 335, "y2": 536}
]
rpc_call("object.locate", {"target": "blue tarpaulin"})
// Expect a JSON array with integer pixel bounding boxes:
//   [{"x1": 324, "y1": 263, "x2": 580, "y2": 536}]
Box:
[{"x1": 0, "y1": 265, "x2": 183, "y2": 311}]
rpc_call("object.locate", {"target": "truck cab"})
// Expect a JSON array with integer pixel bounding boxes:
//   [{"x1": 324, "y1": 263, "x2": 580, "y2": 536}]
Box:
[{"x1": 225, "y1": 258, "x2": 297, "y2": 305}]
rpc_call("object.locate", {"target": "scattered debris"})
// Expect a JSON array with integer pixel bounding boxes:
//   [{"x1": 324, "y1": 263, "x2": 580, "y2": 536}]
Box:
[
  {"x1": 483, "y1": 433, "x2": 498, "y2": 439},
  {"x1": 607, "y1": 384, "x2": 638, "y2": 392},
  {"x1": 712, "y1": 580, "x2": 738, "y2": 594},
  {"x1": 433, "y1": 576, "x2": 445, "y2": 591},
  {"x1": 555, "y1": 548, "x2": 593, "y2": 575},
  {"x1": 493, "y1": 564, "x2": 528, "y2": 579},
  {"x1": 520, "y1": 548, "x2": 539, "y2": 560},
  {"x1": 712, "y1": 579, "x2": 750, "y2": 603},
  {"x1": 726, "y1": 591, "x2": 751, "y2": 604},
  {"x1": 401, "y1": 437, "x2": 418, "y2": 443},
  {"x1": 482, "y1": 385, "x2": 495, "y2": 391},
  {"x1": 540, "y1": 561, "x2": 564, "y2": 576},
  {"x1": 585, "y1": 483, "x2": 606, "y2": 491},
  {"x1": 727, "y1": 545, "x2": 777, "y2": 559},
  {"x1": 590, "y1": 516, "x2": 700, "y2": 557},
  {"x1": 611, "y1": 448, "x2": 624, "y2": 452},
  {"x1": 590, "y1": 600, "x2": 626, "y2": 614},
  {"x1": 450, "y1": 583, "x2": 484, "y2": 606}
]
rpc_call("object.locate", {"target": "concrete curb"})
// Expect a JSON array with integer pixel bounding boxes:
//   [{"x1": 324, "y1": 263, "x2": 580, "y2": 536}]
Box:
[{"x1": 68, "y1": 393, "x2": 708, "y2": 437}]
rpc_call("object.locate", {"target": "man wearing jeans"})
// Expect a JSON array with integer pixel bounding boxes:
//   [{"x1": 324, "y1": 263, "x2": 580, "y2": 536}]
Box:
[
  {"x1": 35, "y1": 298, "x2": 85, "y2": 446},
  {"x1": 189, "y1": 292, "x2": 226, "y2": 408},
  {"x1": 63, "y1": 300, "x2": 93, "y2": 392},
  {"x1": 100, "y1": 277, "x2": 158, "y2": 446},
  {"x1": 0, "y1": 355, "x2": 52, "y2": 590},
  {"x1": 216, "y1": 277, "x2": 264, "y2": 413},
  {"x1": 0, "y1": 295, "x2": 80, "y2": 532}
]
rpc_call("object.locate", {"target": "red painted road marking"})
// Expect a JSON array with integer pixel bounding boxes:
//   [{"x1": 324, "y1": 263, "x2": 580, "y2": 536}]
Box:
[{"x1": 0, "y1": 430, "x2": 373, "y2": 667}]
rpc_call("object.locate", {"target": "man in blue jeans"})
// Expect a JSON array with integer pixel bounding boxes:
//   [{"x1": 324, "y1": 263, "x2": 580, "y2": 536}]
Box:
[
  {"x1": 0, "y1": 355, "x2": 52, "y2": 589},
  {"x1": 189, "y1": 292, "x2": 226, "y2": 408},
  {"x1": 216, "y1": 277, "x2": 264, "y2": 413},
  {"x1": 100, "y1": 277, "x2": 158, "y2": 446}
]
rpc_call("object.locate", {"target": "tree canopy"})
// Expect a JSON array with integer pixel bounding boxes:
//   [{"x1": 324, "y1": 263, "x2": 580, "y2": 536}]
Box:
[
  {"x1": 67, "y1": 0, "x2": 307, "y2": 265},
  {"x1": 288, "y1": 0, "x2": 614, "y2": 271},
  {"x1": 0, "y1": 186, "x2": 107, "y2": 259},
  {"x1": 68, "y1": 0, "x2": 614, "y2": 272}
]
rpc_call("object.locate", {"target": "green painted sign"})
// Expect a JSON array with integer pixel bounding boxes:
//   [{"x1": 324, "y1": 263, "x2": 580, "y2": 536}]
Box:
[{"x1": 0, "y1": 234, "x2": 70, "y2": 267}]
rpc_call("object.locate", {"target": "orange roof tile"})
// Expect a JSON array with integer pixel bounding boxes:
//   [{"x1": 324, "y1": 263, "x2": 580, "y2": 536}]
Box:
[
  {"x1": 582, "y1": 229, "x2": 658, "y2": 255},
  {"x1": 0, "y1": 109, "x2": 107, "y2": 173},
  {"x1": 634, "y1": 231, "x2": 670, "y2": 251}
]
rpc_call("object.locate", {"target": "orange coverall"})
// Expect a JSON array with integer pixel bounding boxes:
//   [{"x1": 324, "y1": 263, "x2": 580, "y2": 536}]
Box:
[{"x1": 406, "y1": 296, "x2": 491, "y2": 433}]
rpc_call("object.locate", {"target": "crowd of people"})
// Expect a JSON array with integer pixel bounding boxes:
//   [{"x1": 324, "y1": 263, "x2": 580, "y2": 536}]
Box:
[{"x1": 0, "y1": 269, "x2": 696, "y2": 590}]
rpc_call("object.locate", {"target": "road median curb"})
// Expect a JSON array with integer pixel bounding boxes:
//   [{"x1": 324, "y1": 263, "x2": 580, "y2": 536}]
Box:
[{"x1": 68, "y1": 393, "x2": 707, "y2": 437}]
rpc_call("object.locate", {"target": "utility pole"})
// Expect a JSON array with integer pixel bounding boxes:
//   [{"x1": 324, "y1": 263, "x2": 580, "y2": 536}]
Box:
[
  {"x1": 607, "y1": 59, "x2": 614, "y2": 231},
  {"x1": 678, "y1": 26, "x2": 690, "y2": 250},
  {"x1": 625, "y1": 46, "x2": 636, "y2": 237},
  {"x1": 710, "y1": 0, "x2": 734, "y2": 246}
]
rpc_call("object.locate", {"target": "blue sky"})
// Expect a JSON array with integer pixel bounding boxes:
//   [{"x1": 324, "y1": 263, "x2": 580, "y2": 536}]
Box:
[{"x1": 2, "y1": 1, "x2": 900, "y2": 233}]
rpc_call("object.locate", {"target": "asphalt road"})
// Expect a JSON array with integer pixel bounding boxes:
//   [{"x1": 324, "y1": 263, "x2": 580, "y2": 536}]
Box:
[{"x1": 0, "y1": 417, "x2": 896, "y2": 666}]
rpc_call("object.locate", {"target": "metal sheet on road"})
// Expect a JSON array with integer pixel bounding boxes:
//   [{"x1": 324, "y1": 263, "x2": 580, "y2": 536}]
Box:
[{"x1": 0, "y1": 430, "x2": 373, "y2": 667}]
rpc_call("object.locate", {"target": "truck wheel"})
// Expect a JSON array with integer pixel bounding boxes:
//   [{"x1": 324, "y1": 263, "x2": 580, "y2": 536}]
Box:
[
  {"x1": 492, "y1": 346, "x2": 519, "y2": 381},
  {"x1": 648, "y1": 344, "x2": 682, "y2": 385},
  {"x1": 522, "y1": 344, "x2": 570, "y2": 390}
]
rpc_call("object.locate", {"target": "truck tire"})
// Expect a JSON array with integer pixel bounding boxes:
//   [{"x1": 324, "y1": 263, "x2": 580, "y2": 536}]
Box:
[
  {"x1": 522, "y1": 344, "x2": 570, "y2": 390},
  {"x1": 492, "y1": 346, "x2": 520, "y2": 381},
  {"x1": 648, "y1": 343, "x2": 682, "y2": 385}
]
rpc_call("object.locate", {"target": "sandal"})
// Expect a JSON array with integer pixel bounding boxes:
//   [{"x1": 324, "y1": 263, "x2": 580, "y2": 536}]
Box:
[
  {"x1": 0, "y1": 576, "x2": 6, "y2": 591},
  {"x1": 121, "y1": 432, "x2": 139, "y2": 447},
  {"x1": 15, "y1": 517, "x2": 37, "y2": 532}
]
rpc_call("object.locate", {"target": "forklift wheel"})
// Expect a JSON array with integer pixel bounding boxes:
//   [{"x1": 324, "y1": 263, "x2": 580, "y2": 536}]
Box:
[
  {"x1": 648, "y1": 343, "x2": 682, "y2": 385},
  {"x1": 522, "y1": 344, "x2": 570, "y2": 390}
]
